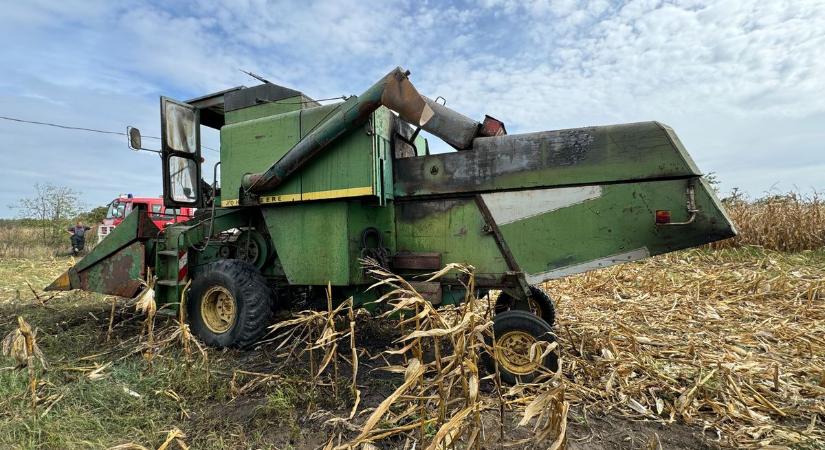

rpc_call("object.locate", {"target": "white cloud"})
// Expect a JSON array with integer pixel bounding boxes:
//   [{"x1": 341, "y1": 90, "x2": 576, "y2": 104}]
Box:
[{"x1": 1, "y1": 0, "x2": 823, "y2": 217}]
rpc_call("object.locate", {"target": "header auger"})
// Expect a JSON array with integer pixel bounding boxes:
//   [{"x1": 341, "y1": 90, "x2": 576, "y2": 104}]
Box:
[{"x1": 47, "y1": 66, "x2": 736, "y2": 382}]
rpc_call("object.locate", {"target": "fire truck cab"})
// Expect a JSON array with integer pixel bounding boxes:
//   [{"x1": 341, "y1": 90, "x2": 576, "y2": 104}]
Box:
[{"x1": 98, "y1": 195, "x2": 194, "y2": 243}]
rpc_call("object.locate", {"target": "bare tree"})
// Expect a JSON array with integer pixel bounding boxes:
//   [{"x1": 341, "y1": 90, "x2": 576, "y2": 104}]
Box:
[{"x1": 13, "y1": 183, "x2": 84, "y2": 245}]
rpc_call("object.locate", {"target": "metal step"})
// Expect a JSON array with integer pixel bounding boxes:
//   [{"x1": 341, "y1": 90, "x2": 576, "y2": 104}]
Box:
[{"x1": 157, "y1": 250, "x2": 178, "y2": 257}]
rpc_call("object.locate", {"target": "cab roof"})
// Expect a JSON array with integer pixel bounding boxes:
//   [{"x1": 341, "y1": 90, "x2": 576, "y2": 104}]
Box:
[{"x1": 185, "y1": 83, "x2": 314, "y2": 130}]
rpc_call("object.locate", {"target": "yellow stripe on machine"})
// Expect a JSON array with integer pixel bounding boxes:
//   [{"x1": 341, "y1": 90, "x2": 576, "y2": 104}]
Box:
[
  {"x1": 301, "y1": 186, "x2": 373, "y2": 201},
  {"x1": 260, "y1": 193, "x2": 302, "y2": 203},
  {"x1": 261, "y1": 186, "x2": 374, "y2": 204},
  {"x1": 222, "y1": 187, "x2": 373, "y2": 206}
]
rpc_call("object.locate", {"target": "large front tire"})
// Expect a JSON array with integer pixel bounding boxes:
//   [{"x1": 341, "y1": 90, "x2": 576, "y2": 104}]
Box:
[{"x1": 187, "y1": 259, "x2": 274, "y2": 348}]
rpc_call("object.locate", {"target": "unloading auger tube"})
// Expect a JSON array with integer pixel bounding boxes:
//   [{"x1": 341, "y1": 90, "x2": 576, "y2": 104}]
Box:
[{"x1": 241, "y1": 66, "x2": 482, "y2": 194}]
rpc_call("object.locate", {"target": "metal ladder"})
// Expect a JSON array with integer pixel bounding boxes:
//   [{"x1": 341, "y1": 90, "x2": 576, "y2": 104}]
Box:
[{"x1": 153, "y1": 233, "x2": 188, "y2": 307}]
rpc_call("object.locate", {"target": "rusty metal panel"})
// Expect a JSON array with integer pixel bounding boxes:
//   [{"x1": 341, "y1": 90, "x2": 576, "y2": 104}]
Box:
[
  {"x1": 409, "y1": 281, "x2": 442, "y2": 305},
  {"x1": 77, "y1": 241, "x2": 146, "y2": 297},
  {"x1": 391, "y1": 252, "x2": 442, "y2": 270},
  {"x1": 479, "y1": 115, "x2": 506, "y2": 137}
]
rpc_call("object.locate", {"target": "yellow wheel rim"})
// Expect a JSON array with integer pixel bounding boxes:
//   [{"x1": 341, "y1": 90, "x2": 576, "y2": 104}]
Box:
[
  {"x1": 527, "y1": 297, "x2": 543, "y2": 318},
  {"x1": 200, "y1": 286, "x2": 237, "y2": 334},
  {"x1": 495, "y1": 330, "x2": 541, "y2": 375}
]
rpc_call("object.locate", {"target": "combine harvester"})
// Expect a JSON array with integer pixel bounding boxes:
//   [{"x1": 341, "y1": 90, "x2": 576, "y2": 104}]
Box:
[{"x1": 48, "y1": 67, "x2": 735, "y2": 382}]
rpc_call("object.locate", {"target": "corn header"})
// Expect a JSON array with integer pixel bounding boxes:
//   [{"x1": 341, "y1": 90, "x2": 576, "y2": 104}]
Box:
[{"x1": 47, "y1": 67, "x2": 736, "y2": 382}]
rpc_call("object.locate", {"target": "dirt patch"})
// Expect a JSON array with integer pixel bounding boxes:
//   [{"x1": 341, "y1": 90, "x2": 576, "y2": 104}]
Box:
[{"x1": 567, "y1": 408, "x2": 719, "y2": 449}]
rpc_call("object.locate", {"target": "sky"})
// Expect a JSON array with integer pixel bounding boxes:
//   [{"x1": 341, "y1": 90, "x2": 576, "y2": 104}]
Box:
[{"x1": 1, "y1": 0, "x2": 823, "y2": 218}]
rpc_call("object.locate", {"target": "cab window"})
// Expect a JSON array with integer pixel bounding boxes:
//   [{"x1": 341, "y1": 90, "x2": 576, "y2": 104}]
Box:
[
  {"x1": 150, "y1": 204, "x2": 163, "y2": 220},
  {"x1": 160, "y1": 207, "x2": 178, "y2": 221},
  {"x1": 106, "y1": 201, "x2": 126, "y2": 219}
]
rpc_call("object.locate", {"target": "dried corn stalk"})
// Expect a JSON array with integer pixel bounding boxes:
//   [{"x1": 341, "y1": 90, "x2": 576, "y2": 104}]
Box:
[
  {"x1": 107, "y1": 427, "x2": 187, "y2": 450},
  {"x1": 2, "y1": 316, "x2": 48, "y2": 408},
  {"x1": 135, "y1": 283, "x2": 157, "y2": 365},
  {"x1": 333, "y1": 260, "x2": 567, "y2": 449}
]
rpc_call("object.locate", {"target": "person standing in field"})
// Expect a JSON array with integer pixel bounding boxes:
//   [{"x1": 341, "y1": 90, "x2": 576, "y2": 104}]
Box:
[{"x1": 68, "y1": 220, "x2": 91, "y2": 255}]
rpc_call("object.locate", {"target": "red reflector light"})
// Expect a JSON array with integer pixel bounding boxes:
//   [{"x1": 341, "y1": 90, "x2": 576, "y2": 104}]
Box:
[{"x1": 655, "y1": 210, "x2": 671, "y2": 224}]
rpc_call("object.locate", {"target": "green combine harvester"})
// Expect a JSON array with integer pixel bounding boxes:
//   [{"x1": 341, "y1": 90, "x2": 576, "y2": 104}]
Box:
[{"x1": 47, "y1": 67, "x2": 735, "y2": 382}]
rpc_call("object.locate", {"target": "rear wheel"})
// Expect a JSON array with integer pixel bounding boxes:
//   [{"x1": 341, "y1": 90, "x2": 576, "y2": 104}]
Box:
[
  {"x1": 495, "y1": 286, "x2": 555, "y2": 326},
  {"x1": 484, "y1": 310, "x2": 559, "y2": 384},
  {"x1": 188, "y1": 259, "x2": 274, "y2": 348}
]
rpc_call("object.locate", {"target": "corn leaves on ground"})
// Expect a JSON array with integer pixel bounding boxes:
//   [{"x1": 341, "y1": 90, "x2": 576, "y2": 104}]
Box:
[
  {"x1": 551, "y1": 247, "x2": 825, "y2": 448},
  {"x1": 0, "y1": 247, "x2": 823, "y2": 449}
]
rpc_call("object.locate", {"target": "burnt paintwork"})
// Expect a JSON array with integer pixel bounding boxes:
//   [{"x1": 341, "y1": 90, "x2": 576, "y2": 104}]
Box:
[
  {"x1": 393, "y1": 122, "x2": 701, "y2": 198},
  {"x1": 396, "y1": 198, "x2": 466, "y2": 222}
]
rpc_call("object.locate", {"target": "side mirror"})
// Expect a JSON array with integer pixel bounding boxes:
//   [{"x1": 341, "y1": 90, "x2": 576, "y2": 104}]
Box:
[
  {"x1": 126, "y1": 126, "x2": 161, "y2": 154},
  {"x1": 127, "y1": 126, "x2": 142, "y2": 151}
]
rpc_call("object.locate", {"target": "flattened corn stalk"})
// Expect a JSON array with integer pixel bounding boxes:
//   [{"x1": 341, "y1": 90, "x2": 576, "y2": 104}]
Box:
[{"x1": 553, "y1": 249, "x2": 825, "y2": 448}]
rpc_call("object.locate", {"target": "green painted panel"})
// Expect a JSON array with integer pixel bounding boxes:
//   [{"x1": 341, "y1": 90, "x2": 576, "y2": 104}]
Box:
[
  {"x1": 496, "y1": 177, "x2": 735, "y2": 282},
  {"x1": 346, "y1": 201, "x2": 396, "y2": 284},
  {"x1": 222, "y1": 101, "x2": 387, "y2": 205},
  {"x1": 74, "y1": 210, "x2": 146, "y2": 273},
  {"x1": 221, "y1": 110, "x2": 302, "y2": 203},
  {"x1": 263, "y1": 199, "x2": 397, "y2": 286},
  {"x1": 394, "y1": 199, "x2": 510, "y2": 276},
  {"x1": 299, "y1": 103, "x2": 344, "y2": 135},
  {"x1": 297, "y1": 127, "x2": 375, "y2": 196},
  {"x1": 291, "y1": 103, "x2": 377, "y2": 198},
  {"x1": 262, "y1": 202, "x2": 351, "y2": 285}
]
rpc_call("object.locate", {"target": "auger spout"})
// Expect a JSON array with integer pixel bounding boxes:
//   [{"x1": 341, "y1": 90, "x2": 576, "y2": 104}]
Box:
[{"x1": 241, "y1": 66, "x2": 482, "y2": 194}]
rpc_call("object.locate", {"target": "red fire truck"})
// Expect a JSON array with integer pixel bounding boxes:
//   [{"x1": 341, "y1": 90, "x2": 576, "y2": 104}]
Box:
[{"x1": 98, "y1": 195, "x2": 194, "y2": 243}]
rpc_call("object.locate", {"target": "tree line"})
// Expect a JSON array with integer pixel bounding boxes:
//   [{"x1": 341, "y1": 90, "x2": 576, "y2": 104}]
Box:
[{"x1": 5, "y1": 183, "x2": 107, "y2": 246}]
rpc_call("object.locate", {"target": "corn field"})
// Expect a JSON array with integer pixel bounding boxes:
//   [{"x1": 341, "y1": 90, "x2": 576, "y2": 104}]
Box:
[{"x1": 713, "y1": 191, "x2": 825, "y2": 251}]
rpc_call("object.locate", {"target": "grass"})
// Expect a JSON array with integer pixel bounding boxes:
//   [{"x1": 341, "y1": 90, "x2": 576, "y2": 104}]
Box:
[
  {"x1": 1, "y1": 359, "x2": 203, "y2": 448},
  {"x1": 0, "y1": 259, "x2": 318, "y2": 449}
]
